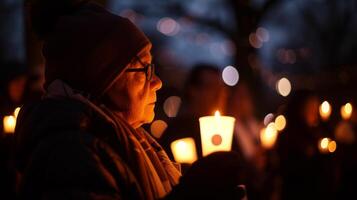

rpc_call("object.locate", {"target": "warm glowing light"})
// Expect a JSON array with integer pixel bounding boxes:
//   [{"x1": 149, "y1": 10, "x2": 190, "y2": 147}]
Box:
[
  {"x1": 3, "y1": 116, "x2": 16, "y2": 134},
  {"x1": 249, "y1": 33, "x2": 263, "y2": 48},
  {"x1": 14, "y1": 107, "x2": 21, "y2": 118},
  {"x1": 275, "y1": 115, "x2": 287, "y2": 131},
  {"x1": 319, "y1": 101, "x2": 332, "y2": 121},
  {"x1": 222, "y1": 66, "x2": 239, "y2": 86},
  {"x1": 163, "y1": 96, "x2": 182, "y2": 118},
  {"x1": 263, "y1": 113, "x2": 274, "y2": 126},
  {"x1": 276, "y1": 78, "x2": 292, "y2": 97},
  {"x1": 199, "y1": 110, "x2": 235, "y2": 156},
  {"x1": 318, "y1": 137, "x2": 337, "y2": 153},
  {"x1": 150, "y1": 120, "x2": 168, "y2": 139},
  {"x1": 171, "y1": 138, "x2": 197, "y2": 164},
  {"x1": 341, "y1": 103, "x2": 353, "y2": 120},
  {"x1": 328, "y1": 140, "x2": 337, "y2": 153},
  {"x1": 260, "y1": 123, "x2": 278, "y2": 149},
  {"x1": 157, "y1": 17, "x2": 180, "y2": 36},
  {"x1": 320, "y1": 138, "x2": 330, "y2": 149}
]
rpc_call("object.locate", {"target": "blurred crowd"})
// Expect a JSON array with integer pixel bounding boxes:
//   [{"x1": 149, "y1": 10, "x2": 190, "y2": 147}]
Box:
[{"x1": 1, "y1": 62, "x2": 357, "y2": 200}]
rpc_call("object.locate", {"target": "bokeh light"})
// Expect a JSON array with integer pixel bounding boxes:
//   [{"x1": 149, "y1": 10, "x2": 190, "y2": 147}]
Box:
[
  {"x1": 276, "y1": 77, "x2": 292, "y2": 97},
  {"x1": 222, "y1": 66, "x2": 239, "y2": 86},
  {"x1": 318, "y1": 137, "x2": 337, "y2": 154},
  {"x1": 157, "y1": 17, "x2": 180, "y2": 36},
  {"x1": 249, "y1": 33, "x2": 263, "y2": 48},
  {"x1": 150, "y1": 120, "x2": 168, "y2": 139},
  {"x1": 163, "y1": 96, "x2": 182, "y2": 118},
  {"x1": 256, "y1": 27, "x2": 270, "y2": 42},
  {"x1": 275, "y1": 115, "x2": 287, "y2": 131},
  {"x1": 264, "y1": 113, "x2": 274, "y2": 126},
  {"x1": 170, "y1": 138, "x2": 197, "y2": 164},
  {"x1": 319, "y1": 101, "x2": 332, "y2": 121},
  {"x1": 328, "y1": 140, "x2": 337, "y2": 153},
  {"x1": 340, "y1": 102, "x2": 353, "y2": 120}
]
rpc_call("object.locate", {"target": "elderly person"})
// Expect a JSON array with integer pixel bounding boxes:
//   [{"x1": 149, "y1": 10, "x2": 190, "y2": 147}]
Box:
[
  {"x1": 15, "y1": 1, "x2": 180, "y2": 199},
  {"x1": 14, "y1": 1, "x2": 246, "y2": 199}
]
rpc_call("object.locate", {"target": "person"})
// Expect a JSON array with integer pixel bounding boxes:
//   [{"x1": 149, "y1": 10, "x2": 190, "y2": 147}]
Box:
[
  {"x1": 14, "y1": 1, "x2": 246, "y2": 199},
  {"x1": 276, "y1": 90, "x2": 339, "y2": 200},
  {"x1": 227, "y1": 81, "x2": 269, "y2": 200},
  {"x1": 159, "y1": 64, "x2": 229, "y2": 162},
  {"x1": 15, "y1": 1, "x2": 177, "y2": 199}
]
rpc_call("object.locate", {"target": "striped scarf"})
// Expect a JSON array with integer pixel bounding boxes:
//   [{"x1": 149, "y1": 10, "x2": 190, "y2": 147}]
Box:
[{"x1": 45, "y1": 80, "x2": 181, "y2": 199}]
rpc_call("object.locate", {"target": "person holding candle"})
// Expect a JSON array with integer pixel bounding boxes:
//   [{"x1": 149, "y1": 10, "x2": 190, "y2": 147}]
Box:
[
  {"x1": 15, "y1": 1, "x2": 178, "y2": 199},
  {"x1": 159, "y1": 64, "x2": 231, "y2": 162},
  {"x1": 14, "y1": 0, "x2": 246, "y2": 199}
]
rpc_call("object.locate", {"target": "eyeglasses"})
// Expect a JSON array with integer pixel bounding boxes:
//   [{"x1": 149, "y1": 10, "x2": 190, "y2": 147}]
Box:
[{"x1": 125, "y1": 56, "x2": 155, "y2": 81}]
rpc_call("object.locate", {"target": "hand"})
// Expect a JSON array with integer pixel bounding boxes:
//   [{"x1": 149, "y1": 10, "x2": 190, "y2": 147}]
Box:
[{"x1": 168, "y1": 151, "x2": 247, "y2": 200}]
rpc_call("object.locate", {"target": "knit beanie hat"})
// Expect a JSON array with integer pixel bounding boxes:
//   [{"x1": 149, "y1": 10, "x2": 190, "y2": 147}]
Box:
[{"x1": 31, "y1": 0, "x2": 151, "y2": 98}]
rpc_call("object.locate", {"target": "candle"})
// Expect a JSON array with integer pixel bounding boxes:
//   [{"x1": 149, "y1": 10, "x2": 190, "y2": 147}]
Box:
[
  {"x1": 170, "y1": 138, "x2": 197, "y2": 164},
  {"x1": 319, "y1": 101, "x2": 331, "y2": 121},
  {"x1": 199, "y1": 111, "x2": 235, "y2": 157},
  {"x1": 3, "y1": 115, "x2": 16, "y2": 134}
]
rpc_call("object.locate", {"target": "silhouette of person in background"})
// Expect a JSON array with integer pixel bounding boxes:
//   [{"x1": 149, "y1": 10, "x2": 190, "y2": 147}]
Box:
[
  {"x1": 227, "y1": 81, "x2": 268, "y2": 200},
  {"x1": 159, "y1": 64, "x2": 229, "y2": 163},
  {"x1": 276, "y1": 90, "x2": 338, "y2": 200}
]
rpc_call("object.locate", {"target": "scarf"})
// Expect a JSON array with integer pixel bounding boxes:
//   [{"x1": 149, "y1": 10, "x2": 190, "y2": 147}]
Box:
[{"x1": 45, "y1": 80, "x2": 181, "y2": 199}]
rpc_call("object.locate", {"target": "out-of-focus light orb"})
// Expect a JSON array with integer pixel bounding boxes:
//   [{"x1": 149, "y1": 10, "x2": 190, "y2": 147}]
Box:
[
  {"x1": 222, "y1": 66, "x2": 239, "y2": 86},
  {"x1": 260, "y1": 123, "x2": 278, "y2": 149},
  {"x1": 320, "y1": 138, "x2": 330, "y2": 149},
  {"x1": 328, "y1": 140, "x2": 337, "y2": 153},
  {"x1": 275, "y1": 115, "x2": 286, "y2": 131},
  {"x1": 319, "y1": 101, "x2": 332, "y2": 121},
  {"x1": 157, "y1": 17, "x2": 180, "y2": 36},
  {"x1": 170, "y1": 138, "x2": 197, "y2": 164},
  {"x1": 341, "y1": 103, "x2": 353, "y2": 120},
  {"x1": 264, "y1": 113, "x2": 274, "y2": 126},
  {"x1": 3, "y1": 116, "x2": 16, "y2": 134},
  {"x1": 14, "y1": 107, "x2": 21, "y2": 118},
  {"x1": 163, "y1": 96, "x2": 182, "y2": 118},
  {"x1": 276, "y1": 77, "x2": 292, "y2": 97},
  {"x1": 318, "y1": 137, "x2": 336, "y2": 153},
  {"x1": 249, "y1": 33, "x2": 263, "y2": 48},
  {"x1": 256, "y1": 27, "x2": 270, "y2": 42},
  {"x1": 150, "y1": 120, "x2": 168, "y2": 139}
]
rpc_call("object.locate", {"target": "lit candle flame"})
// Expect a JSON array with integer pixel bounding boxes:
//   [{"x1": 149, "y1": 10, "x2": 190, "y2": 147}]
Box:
[{"x1": 14, "y1": 107, "x2": 21, "y2": 118}]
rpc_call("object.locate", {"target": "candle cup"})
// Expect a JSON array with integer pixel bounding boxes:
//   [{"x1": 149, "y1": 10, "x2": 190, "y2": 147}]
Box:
[
  {"x1": 3, "y1": 115, "x2": 16, "y2": 134},
  {"x1": 171, "y1": 137, "x2": 197, "y2": 164},
  {"x1": 199, "y1": 113, "x2": 235, "y2": 157}
]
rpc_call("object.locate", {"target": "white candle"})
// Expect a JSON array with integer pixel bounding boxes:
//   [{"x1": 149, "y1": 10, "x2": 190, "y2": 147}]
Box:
[
  {"x1": 199, "y1": 111, "x2": 235, "y2": 157},
  {"x1": 170, "y1": 137, "x2": 197, "y2": 164},
  {"x1": 3, "y1": 115, "x2": 16, "y2": 134}
]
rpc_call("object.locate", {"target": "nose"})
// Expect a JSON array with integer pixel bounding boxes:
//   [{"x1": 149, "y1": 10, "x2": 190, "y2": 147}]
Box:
[{"x1": 151, "y1": 74, "x2": 162, "y2": 91}]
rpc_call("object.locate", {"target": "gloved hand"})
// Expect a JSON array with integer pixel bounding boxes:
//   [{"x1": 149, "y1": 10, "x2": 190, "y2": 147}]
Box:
[{"x1": 166, "y1": 151, "x2": 247, "y2": 200}]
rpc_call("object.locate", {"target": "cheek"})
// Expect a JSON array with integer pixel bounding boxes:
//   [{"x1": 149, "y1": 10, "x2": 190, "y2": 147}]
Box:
[{"x1": 128, "y1": 80, "x2": 150, "y2": 116}]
